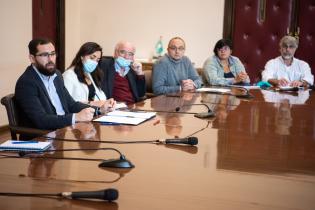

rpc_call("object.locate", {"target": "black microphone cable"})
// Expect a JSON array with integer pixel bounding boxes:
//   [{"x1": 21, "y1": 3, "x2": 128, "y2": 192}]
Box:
[
  {"x1": 129, "y1": 108, "x2": 198, "y2": 115},
  {"x1": 40, "y1": 136, "x2": 198, "y2": 146},
  {"x1": 186, "y1": 120, "x2": 211, "y2": 138},
  {"x1": 175, "y1": 103, "x2": 215, "y2": 118},
  {"x1": 42, "y1": 136, "x2": 160, "y2": 144},
  {"x1": 0, "y1": 147, "x2": 135, "y2": 169}
]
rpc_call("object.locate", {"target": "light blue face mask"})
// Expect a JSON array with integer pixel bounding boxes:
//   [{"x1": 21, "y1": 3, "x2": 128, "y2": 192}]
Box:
[
  {"x1": 116, "y1": 57, "x2": 131, "y2": 68},
  {"x1": 83, "y1": 59, "x2": 98, "y2": 73}
]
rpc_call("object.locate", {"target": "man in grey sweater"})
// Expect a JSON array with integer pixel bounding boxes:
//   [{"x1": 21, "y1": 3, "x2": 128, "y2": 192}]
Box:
[{"x1": 152, "y1": 37, "x2": 202, "y2": 95}]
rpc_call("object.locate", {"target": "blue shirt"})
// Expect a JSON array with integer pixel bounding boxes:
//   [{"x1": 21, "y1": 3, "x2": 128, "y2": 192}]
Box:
[
  {"x1": 203, "y1": 55, "x2": 250, "y2": 85},
  {"x1": 33, "y1": 66, "x2": 75, "y2": 124}
]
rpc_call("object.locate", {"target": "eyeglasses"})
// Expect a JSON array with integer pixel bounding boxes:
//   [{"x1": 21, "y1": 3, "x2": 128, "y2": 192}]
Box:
[
  {"x1": 168, "y1": 46, "x2": 185, "y2": 51},
  {"x1": 35, "y1": 51, "x2": 57, "y2": 58},
  {"x1": 119, "y1": 50, "x2": 134, "y2": 57},
  {"x1": 218, "y1": 46, "x2": 230, "y2": 52},
  {"x1": 282, "y1": 44, "x2": 296, "y2": 49}
]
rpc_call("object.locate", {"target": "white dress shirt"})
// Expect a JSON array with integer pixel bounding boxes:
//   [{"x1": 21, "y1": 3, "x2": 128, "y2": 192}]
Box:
[{"x1": 262, "y1": 56, "x2": 314, "y2": 85}]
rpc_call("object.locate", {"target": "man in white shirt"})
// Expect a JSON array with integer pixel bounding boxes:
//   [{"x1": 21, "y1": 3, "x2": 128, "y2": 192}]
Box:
[{"x1": 262, "y1": 35, "x2": 314, "y2": 87}]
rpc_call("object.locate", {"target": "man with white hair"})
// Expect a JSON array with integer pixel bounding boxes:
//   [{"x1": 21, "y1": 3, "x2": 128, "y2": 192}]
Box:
[
  {"x1": 262, "y1": 35, "x2": 313, "y2": 87},
  {"x1": 99, "y1": 41, "x2": 145, "y2": 104}
]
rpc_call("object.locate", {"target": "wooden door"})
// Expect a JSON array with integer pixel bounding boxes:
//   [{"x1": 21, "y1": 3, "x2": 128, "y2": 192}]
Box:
[
  {"x1": 224, "y1": 0, "x2": 314, "y2": 83},
  {"x1": 294, "y1": 0, "x2": 315, "y2": 75},
  {"x1": 32, "y1": 0, "x2": 65, "y2": 71}
]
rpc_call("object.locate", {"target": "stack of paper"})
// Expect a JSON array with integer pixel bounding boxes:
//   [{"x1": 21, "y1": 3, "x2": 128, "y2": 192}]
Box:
[
  {"x1": 93, "y1": 110, "x2": 156, "y2": 125},
  {"x1": 0, "y1": 140, "x2": 52, "y2": 152},
  {"x1": 227, "y1": 84, "x2": 261, "y2": 89},
  {"x1": 196, "y1": 87, "x2": 231, "y2": 93}
]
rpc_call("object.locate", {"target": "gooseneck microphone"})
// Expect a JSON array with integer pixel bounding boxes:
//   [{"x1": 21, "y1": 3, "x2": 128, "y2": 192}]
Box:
[
  {"x1": 18, "y1": 147, "x2": 135, "y2": 169},
  {"x1": 175, "y1": 103, "x2": 215, "y2": 118},
  {"x1": 0, "y1": 188, "x2": 118, "y2": 201},
  {"x1": 233, "y1": 87, "x2": 254, "y2": 99},
  {"x1": 158, "y1": 137, "x2": 198, "y2": 145}
]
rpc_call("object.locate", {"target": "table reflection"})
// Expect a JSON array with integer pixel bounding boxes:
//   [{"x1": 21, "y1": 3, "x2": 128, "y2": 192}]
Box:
[
  {"x1": 164, "y1": 114, "x2": 183, "y2": 138},
  {"x1": 261, "y1": 89, "x2": 310, "y2": 104},
  {"x1": 72, "y1": 123, "x2": 98, "y2": 140},
  {"x1": 275, "y1": 99, "x2": 292, "y2": 135},
  {"x1": 150, "y1": 92, "x2": 198, "y2": 112},
  {"x1": 201, "y1": 94, "x2": 240, "y2": 128}
]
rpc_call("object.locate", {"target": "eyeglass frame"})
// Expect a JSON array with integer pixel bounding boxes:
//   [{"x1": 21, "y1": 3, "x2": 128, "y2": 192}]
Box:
[
  {"x1": 217, "y1": 46, "x2": 231, "y2": 52},
  {"x1": 168, "y1": 46, "x2": 185, "y2": 52},
  {"x1": 281, "y1": 44, "x2": 297, "y2": 49},
  {"x1": 118, "y1": 50, "x2": 135, "y2": 57},
  {"x1": 35, "y1": 51, "x2": 57, "y2": 58}
]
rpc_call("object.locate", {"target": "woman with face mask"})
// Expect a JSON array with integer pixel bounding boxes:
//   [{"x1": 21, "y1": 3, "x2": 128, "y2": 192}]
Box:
[{"x1": 63, "y1": 42, "x2": 115, "y2": 110}]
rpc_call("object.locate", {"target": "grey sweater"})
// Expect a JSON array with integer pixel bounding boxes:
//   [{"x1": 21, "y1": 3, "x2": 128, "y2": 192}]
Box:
[{"x1": 152, "y1": 54, "x2": 202, "y2": 95}]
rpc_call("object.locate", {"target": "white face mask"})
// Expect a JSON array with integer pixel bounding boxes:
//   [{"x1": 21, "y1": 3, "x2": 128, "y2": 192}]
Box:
[{"x1": 115, "y1": 57, "x2": 131, "y2": 68}]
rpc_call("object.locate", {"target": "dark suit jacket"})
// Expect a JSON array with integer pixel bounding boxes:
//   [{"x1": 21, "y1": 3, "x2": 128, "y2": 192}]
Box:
[
  {"x1": 15, "y1": 65, "x2": 89, "y2": 131},
  {"x1": 99, "y1": 56, "x2": 145, "y2": 102}
]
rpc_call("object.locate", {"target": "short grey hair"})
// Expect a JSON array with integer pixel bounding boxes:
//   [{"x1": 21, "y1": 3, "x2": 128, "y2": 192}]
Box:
[
  {"x1": 279, "y1": 36, "x2": 298, "y2": 48},
  {"x1": 114, "y1": 41, "x2": 136, "y2": 53}
]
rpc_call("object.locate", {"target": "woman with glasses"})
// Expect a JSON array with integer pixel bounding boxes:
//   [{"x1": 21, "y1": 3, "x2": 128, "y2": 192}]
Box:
[
  {"x1": 203, "y1": 39, "x2": 250, "y2": 86},
  {"x1": 63, "y1": 42, "x2": 115, "y2": 109}
]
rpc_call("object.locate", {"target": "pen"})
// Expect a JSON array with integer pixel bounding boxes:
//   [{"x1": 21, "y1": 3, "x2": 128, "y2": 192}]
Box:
[
  {"x1": 12, "y1": 141, "x2": 38, "y2": 144},
  {"x1": 100, "y1": 122, "x2": 120, "y2": 125}
]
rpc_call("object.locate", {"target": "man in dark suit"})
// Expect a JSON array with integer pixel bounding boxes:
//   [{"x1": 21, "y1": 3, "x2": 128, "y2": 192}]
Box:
[
  {"x1": 99, "y1": 41, "x2": 145, "y2": 104},
  {"x1": 15, "y1": 38, "x2": 95, "y2": 136}
]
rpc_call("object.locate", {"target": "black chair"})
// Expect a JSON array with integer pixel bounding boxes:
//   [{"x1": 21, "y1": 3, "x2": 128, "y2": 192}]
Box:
[{"x1": 1, "y1": 93, "x2": 50, "y2": 140}]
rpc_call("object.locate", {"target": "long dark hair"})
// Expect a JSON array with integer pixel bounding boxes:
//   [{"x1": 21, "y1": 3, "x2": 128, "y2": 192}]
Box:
[{"x1": 68, "y1": 42, "x2": 103, "y2": 87}]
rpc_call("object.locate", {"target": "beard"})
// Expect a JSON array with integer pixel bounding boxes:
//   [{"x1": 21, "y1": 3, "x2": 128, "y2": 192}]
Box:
[
  {"x1": 35, "y1": 61, "x2": 56, "y2": 76},
  {"x1": 282, "y1": 54, "x2": 293, "y2": 60}
]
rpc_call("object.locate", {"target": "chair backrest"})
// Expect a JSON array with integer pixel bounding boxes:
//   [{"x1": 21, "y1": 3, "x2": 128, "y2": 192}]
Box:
[
  {"x1": 144, "y1": 70, "x2": 153, "y2": 94},
  {"x1": 1, "y1": 93, "x2": 49, "y2": 139},
  {"x1": 1, "y1": 94, "x2": 19, "y2": 128}
]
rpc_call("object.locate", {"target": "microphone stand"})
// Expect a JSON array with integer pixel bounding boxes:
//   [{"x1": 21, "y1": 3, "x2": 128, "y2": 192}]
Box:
[
  {"x1": 175, "y1": 103, "x2": 215, "y2": 118},
  {"x1": 1, "y1": 147, "x2": 135, "y2": 168}
]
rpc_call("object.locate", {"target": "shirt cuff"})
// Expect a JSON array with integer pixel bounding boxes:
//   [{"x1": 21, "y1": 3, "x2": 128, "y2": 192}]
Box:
[{"x1": 72, "y1": 114, "x2": 76, "y2": 125}]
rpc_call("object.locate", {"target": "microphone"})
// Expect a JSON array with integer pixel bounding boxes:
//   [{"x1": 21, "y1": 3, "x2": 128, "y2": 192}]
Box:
[
  {"x1": 231, "y1": 87, "x2": 254, "y2": 99},
  {"x1": 18, "y1": 147, "x2": 135, "y2": 169},
  {"x1": 0, "y1": 188, "x2": 118, "y2": 201},
  {"x1": 175, "y1": 103, "x2": 215, "y2": 118},
  {"x1": 61, "y1": 188, "x2": 118, "y2": 201},
  {"x1": 158, "y1": 136, "x2": 198, "y2": 145}
]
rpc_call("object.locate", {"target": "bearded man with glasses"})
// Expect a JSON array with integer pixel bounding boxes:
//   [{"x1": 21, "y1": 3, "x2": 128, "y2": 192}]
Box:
[
  {"x1": 15, "y1": 38, "x2": 95, "y2": 139},
  {"x1": 262, "y1": 35, "x2": 313, "y2": 87}
]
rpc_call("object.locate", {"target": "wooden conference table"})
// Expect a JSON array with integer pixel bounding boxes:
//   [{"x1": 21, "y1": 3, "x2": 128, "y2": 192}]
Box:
[{"x1": 0, "y1": 88, "x2": 315, "y2": 210}]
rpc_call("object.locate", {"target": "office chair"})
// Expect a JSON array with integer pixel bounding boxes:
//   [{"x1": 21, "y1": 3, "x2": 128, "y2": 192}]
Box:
[
  {"x1": 1, "y1": 93, "x2": 49, "y2": 140},
  {"x1": 144, "y1": 70, "x2": 155, "y2": 98}
]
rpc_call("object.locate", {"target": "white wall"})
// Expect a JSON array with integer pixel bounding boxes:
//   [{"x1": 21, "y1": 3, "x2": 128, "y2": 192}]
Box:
[
  {"x1": 0, "y1": 0, "x2": 224, "y2": 127},
  {"x1": 0, "y1": 0, "x2": 32, "y2": 126},
  {"x1": 65, "y1": 0, "x2": 224, "y2": 68}
]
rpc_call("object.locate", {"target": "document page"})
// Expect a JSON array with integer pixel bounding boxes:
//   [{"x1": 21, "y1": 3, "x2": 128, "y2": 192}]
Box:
[
  {"x1": 196, "y1": 87, "x2": 231, "y2": 93},
  {"x1": 93, "y1": 110, "x2": 156, "y2": 125}
]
